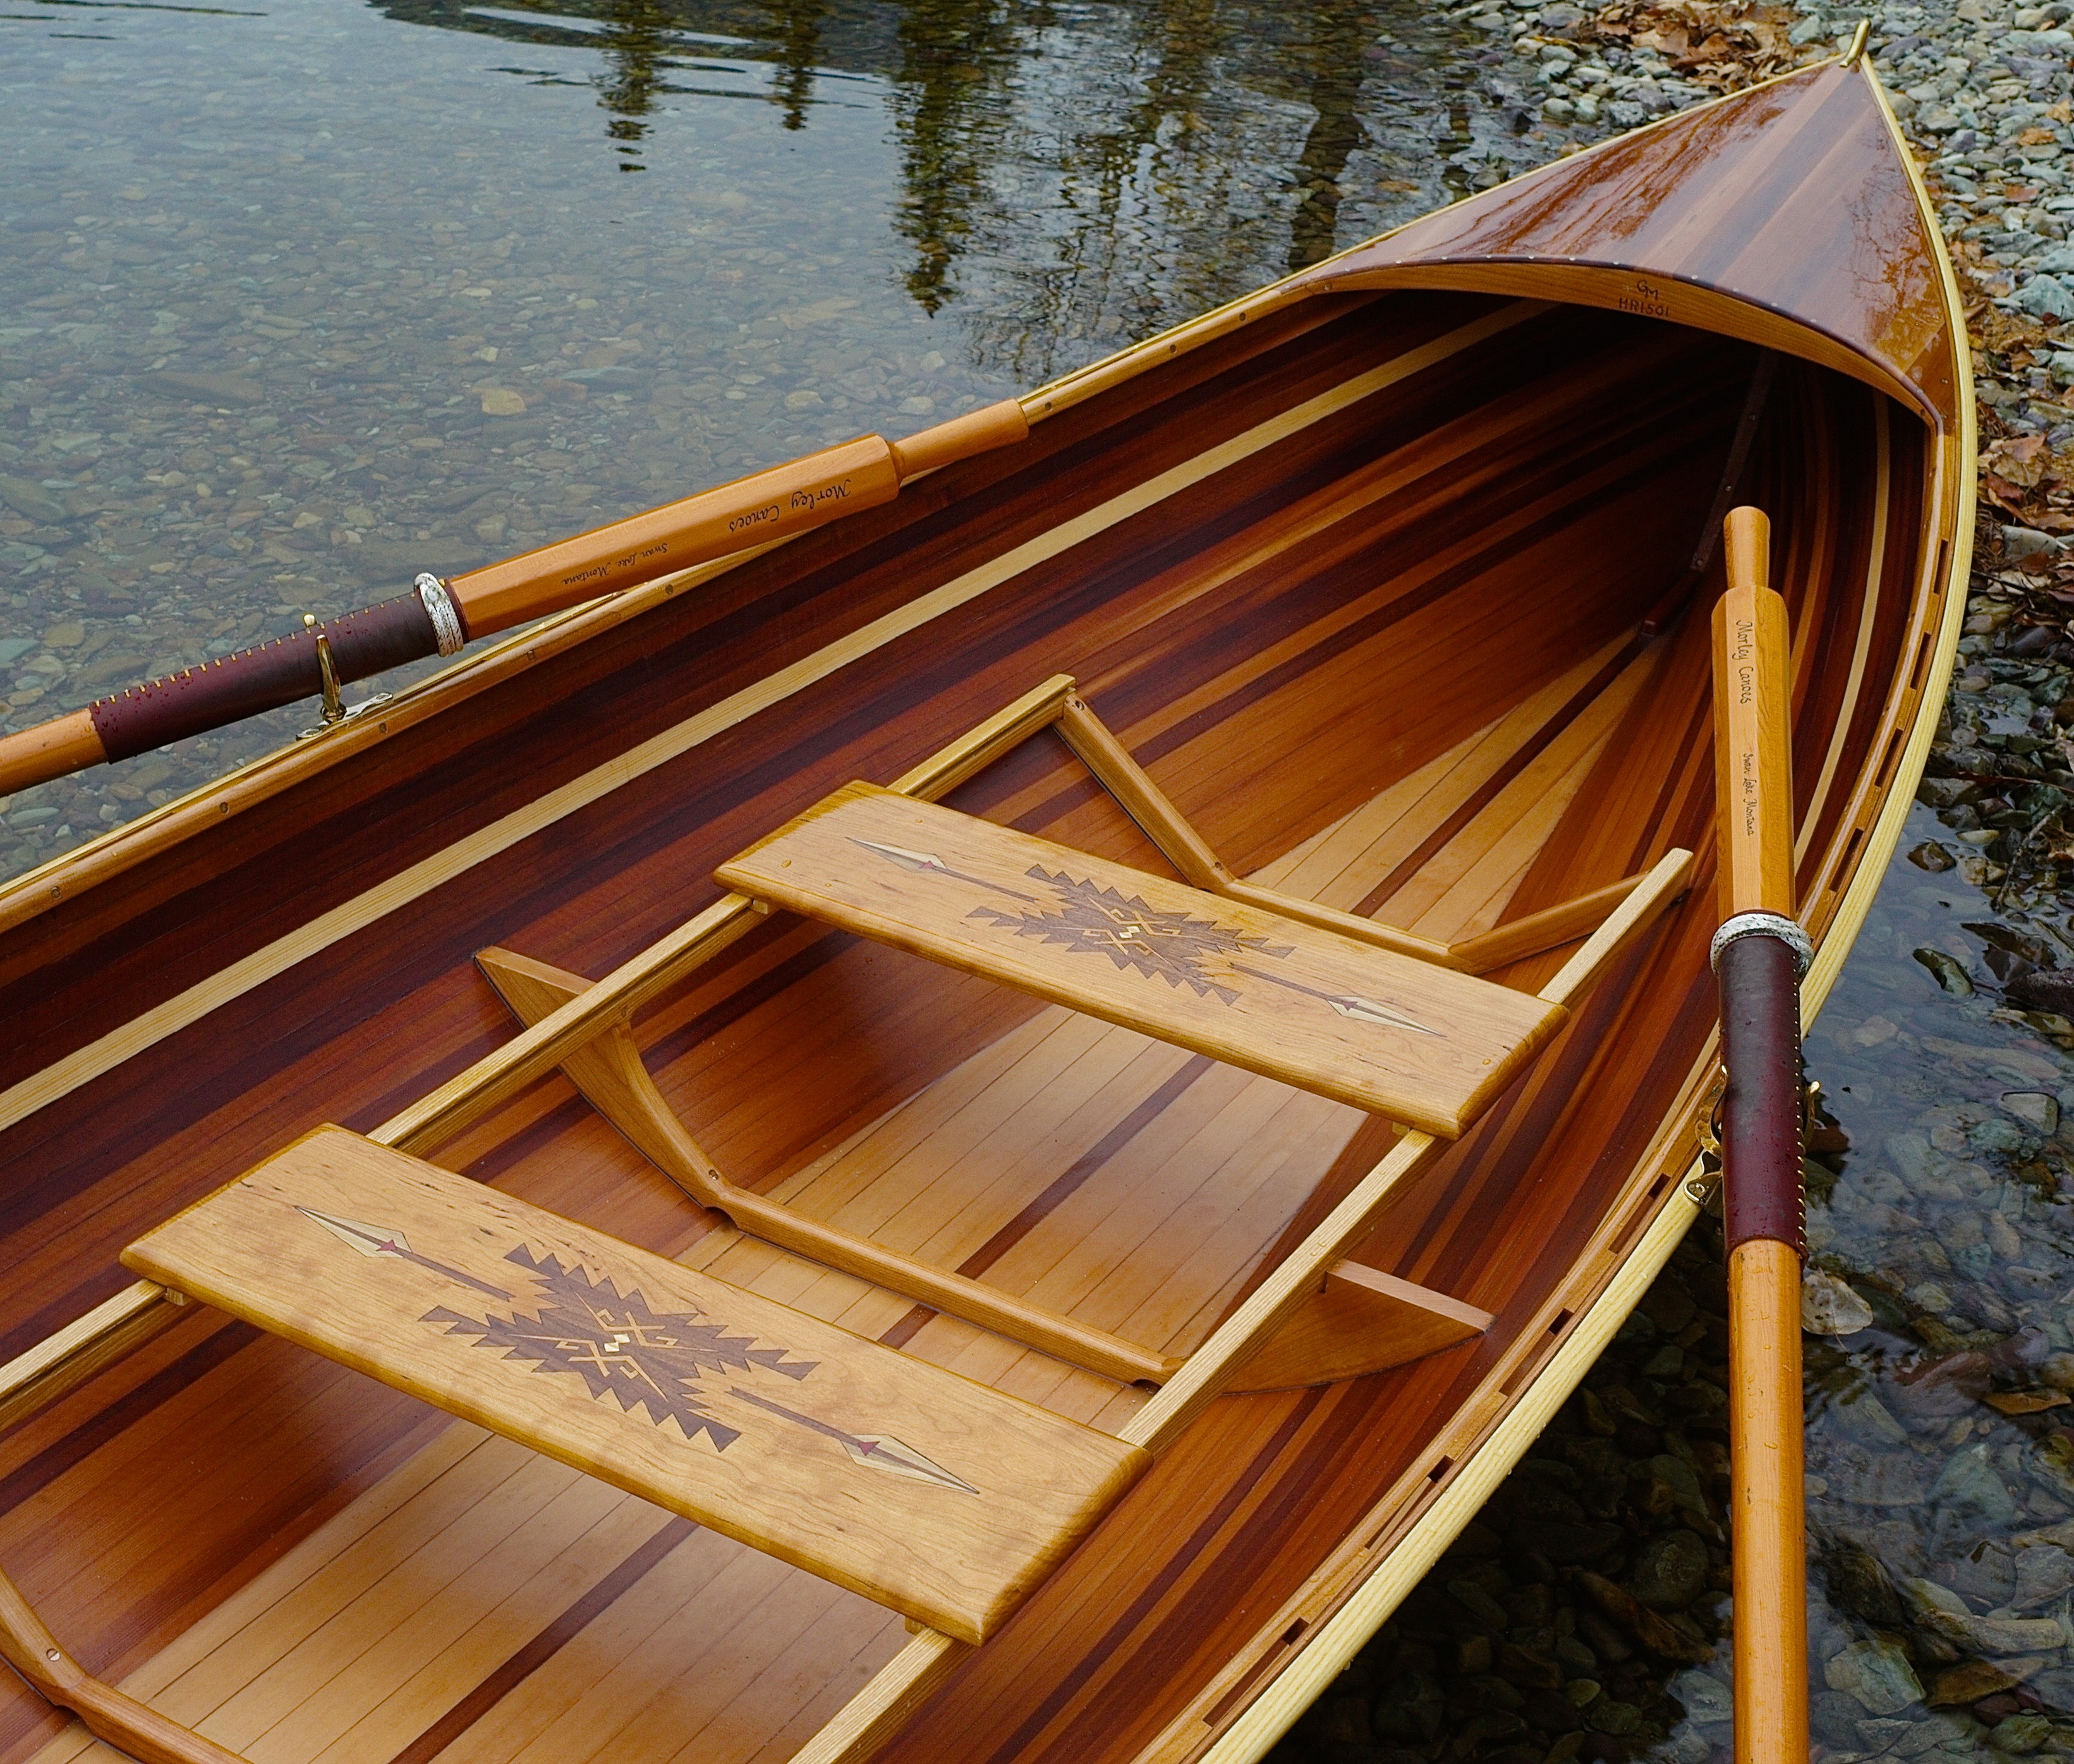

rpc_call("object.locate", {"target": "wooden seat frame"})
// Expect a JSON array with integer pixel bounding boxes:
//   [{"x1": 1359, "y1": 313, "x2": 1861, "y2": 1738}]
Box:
[{"x1": 0, "y1": 674, "x2": 1692, "y2": 1764}]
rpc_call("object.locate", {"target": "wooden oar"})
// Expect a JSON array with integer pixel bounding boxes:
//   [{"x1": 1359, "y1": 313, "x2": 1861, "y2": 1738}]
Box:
[
  {"x1": 1709, "y1": 505, "x2": 1810, "y2": 1764},
  {"x1": 0, "y1": 399, "x2": 1029, "y2": 796}
]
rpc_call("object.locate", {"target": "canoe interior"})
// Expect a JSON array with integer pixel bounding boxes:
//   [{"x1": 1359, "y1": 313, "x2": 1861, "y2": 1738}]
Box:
[{"x1": 0, "y1": 289, "x2": 1935, "y2": 1764}]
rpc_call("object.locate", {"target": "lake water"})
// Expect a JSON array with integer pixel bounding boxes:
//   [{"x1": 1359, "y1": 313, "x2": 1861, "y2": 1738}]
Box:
[{"x1": 0, "y1": 0, "x2": 1530, "y2": 869}]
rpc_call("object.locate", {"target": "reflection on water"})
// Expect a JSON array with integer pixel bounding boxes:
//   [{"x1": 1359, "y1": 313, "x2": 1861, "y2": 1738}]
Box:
[{"x1": 0, "y1": 0, "x2": 1529, "y2": 878}]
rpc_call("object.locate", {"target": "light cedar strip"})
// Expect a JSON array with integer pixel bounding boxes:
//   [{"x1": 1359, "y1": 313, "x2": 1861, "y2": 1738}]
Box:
[
  {"x1": 303, "y1": 1501, "x2": 688, "y2": 1764},
  {"x1": 717, "y1": 785, "x2": 1565, "y2": 1137},
  {"x1": 643, "y1": 1590, "x2": 904, "y2": 1764},
  {"x1": 130, "y1": 1429, "x2": 509, "y2": 1720},
  {"x1": 0, "y1": 298, "x2": 1539, "y2": 1140},
  {"x1": 1029, "y1": 1094, "x2": 1361, "y2": 1377},
  {"x1": 767, "y1": 1024, "x2": 1180, "y2": 1266},
  {"x1": 1384, "y1": 656, "x2": 1655, "y2": 943},
  {"x1": 888, "y1": 1041, "x2": 1243, "y2": 1295},
  {"x1": 1795, "y1": 408, "x2": 1890, "y2": 866},
  {"x1": 116, "y1": 1442, "x2": 521, "y2": 1759},
  {"x1": 756, "y1": 1010, "x2": 1113, "y2": 1218},
  {"x1": 1213, "y1": 638, "x2": 1632, "y2": 916},
  {"x1": 1112, "y1": 1101, "x2": 1369, "y2": 1360},
  {"x1": 979, "y1": 1077, "x2": 1335, "y2": 1332},
  {"x1": 0, "y1": 1281, "x2": 179, "y2": 1438},
  {"x1": 743, "y1": 1614, "x2": 914, "y2": 1764},
  {"x1": 294, "y1": 1487, "x2": 665, "y2": 1764},
  {"x1": 0, "y1": 1571, "x2": 245, "y2": 1764},
  {"x1": 785, "y1": 1631, "x2": 965, "y2": 1764},
  {"x1": 194, "y1": 1455, "x2": 601, "y2": 1751},
  {"x1": 1118, "y1": 1126, "x2": 1443, "y2": 1452},
  {"x1": 422, "y1": 1530, "x2": 777, "y2": 1764}
]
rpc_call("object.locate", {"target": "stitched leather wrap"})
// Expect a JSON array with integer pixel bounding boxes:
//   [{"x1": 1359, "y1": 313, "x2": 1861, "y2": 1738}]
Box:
[
  {"x1": 88, "y1": 594, "x2": 438, "y2": 762},
  {"x1": 1717, "y1": 930, "x2": 1806, "y2": 1258}
]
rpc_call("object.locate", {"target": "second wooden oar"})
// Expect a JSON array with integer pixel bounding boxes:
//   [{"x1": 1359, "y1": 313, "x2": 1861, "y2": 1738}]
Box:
[
  {"x1": 1709, "y1": 505, "x2": 1810, "y2": 1764},
  {"x1": 0, "y1": 398, "x2": 1029, "y2": 796}
]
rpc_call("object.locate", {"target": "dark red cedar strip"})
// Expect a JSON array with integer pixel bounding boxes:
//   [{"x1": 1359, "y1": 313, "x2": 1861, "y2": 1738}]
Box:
[
  {"x1": 0, "y1": 1323, "x2": 258, "y2": 1521},
  {"x1": 990, "y1": 387, "x2": 1731, "y2": 853},
  {"x1": 1073, "y1": 326, "x2": 1738, "y2": 738},
  {"x1": 383, "y1": 1516, "x2": 700, "y2": 1764},
  {"x1": 975, "y1": 1388, "x2": 1331, "y2": 1764},
  {"x1": 1118, "y1": 380, "x2": 1737, "y2": 776},
  {"x1": 876, "y1": 1055, "x2": 1217, "y2": 1352},
  {"x1": 1021, "y1": 1380, "x2": 1417, "y2": 1764}
]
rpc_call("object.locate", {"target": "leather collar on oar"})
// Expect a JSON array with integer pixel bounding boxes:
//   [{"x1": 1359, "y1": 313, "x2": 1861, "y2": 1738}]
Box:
[
  {"x1": 1709, "y1": 505, "x2": 1811, "y2": 1764},
  {"x1": 0, "y1": 398, "x2": 1029, "y2": 795}
]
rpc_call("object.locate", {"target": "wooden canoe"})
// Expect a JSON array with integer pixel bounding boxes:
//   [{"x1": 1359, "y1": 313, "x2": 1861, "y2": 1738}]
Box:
[{"x1": 0, "y1": 53, "x2": 1970, "y2": 1764}]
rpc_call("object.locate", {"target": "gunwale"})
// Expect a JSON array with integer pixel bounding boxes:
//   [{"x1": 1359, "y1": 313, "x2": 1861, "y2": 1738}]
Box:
[{"x1": 0, "y1": 52, "x2": 1972, "y2": 1764}]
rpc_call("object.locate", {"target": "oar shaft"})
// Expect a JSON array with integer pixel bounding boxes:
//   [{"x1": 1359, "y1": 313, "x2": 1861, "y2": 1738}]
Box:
[
  {"x1": 0, "y1": 399, "x2": 1028, "y2": 797},
  {"x1": 1728, "y1": 1236, "x2": 1807, "y2": 1762},
  {"x1": 1709, "y1": 504, "x2": 1808, "y2": 1764}
]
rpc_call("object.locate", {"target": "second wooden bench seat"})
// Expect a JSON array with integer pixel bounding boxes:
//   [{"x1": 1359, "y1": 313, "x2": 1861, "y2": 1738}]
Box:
[
  {"x1": 120, "y1": 1127, "x2": 1148, "y2": 1646},
  {"x1": 715, "y1": 782, "x2": 1568, "y2": 1138}
]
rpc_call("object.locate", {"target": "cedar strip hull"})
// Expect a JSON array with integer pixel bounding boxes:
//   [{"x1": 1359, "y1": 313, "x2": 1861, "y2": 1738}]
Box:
[{"x1": 0, "y1": 73, "x2": 1964, "y2": 1762}]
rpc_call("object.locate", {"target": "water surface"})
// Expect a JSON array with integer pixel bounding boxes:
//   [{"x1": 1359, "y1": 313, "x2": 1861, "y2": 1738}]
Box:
[{"x1": 0, "y1": 0, "x2": 1529, "y2": 869}]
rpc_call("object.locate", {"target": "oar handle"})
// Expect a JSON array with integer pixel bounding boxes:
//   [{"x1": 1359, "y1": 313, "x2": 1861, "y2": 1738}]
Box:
[
  {"x1": 1709, "y1": 504, "x2": 1808, "y2": 1764},
  {"x1": 0, "y1": 399, "x2": 1029, "y2": 797}
]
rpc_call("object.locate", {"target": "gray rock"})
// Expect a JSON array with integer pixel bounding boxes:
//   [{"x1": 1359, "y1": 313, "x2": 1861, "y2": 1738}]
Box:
[
  {"x1": 2016, "y1": 274, "x2": 2074, "y2": 319},
  {"x1": 140, "y1": 369, "x2": 266, "y2": 405},
  {"x1": 1827, "y1": 1540, "x2": 1910, "y2": 1629},
  {"x1": 1991, "y1": 1715, "x2": 2053, "y2": 1755},
  {"x1": 2004, "y1": 1091, "x2": 2061, "y2": 1133},
  {"x1": 2010, "y1": 1543, "x2": 2074, "y2": 1609},
  {"x1": 1628, "y1": 1527, "x2": 1709, "y2": 1610},
  {"x1": 1931, "y1": 1443, "x2": 2022, "y2": 1523},
  {"x1": 2003, "y1": 524, "x2": 2070, "y2": 560},
  {"x1": 1826, "y1": 1639, "x2": 1925, "y2": 1715},
  {"x1": 1670, "y1": 1669, "x2": 1732, "y2": 1725},
  {"x1": 1805, "y1": 1269, "x2": 1877, "y2": 1336},
  {"x1": 1814, "y1": 1689, "x2": 1874, "y2": 1748},
  {"x1": 0, "y1": 474, "x2": 68, "y2": 524}
]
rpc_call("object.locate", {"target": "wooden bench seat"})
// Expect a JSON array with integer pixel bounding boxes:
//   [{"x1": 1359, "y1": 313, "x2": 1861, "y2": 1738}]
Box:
[
  {"x1": 715, "y1": 782, "x2": 1567, "y2": 1138},
  {"x1": 119, "y1": 1127, "x2": 1148, "y2": 1646}
]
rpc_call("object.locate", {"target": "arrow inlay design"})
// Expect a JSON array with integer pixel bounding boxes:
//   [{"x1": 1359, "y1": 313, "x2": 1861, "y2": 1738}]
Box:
[
  {"x1": 727, "y1": 1386, "x2": 979, "y2": 1493},
  {"x1": 296, "y1": 1206, "x2": 518, "y2": 1299}
]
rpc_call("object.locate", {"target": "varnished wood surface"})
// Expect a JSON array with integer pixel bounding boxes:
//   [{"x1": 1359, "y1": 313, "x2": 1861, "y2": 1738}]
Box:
[
  {"x1": 123, "y1": 1130, "x2": 1142, "y2": 1646},
  {"x1": 1299, "y1": 63, "x2": 1958, "y2": 430},
  {"x1": 0, "y1": 269, "x2": 1955, "y2": 1764},
  {"x1": 717, "y1": 785, "x2": 1563, "y2": 1136}
]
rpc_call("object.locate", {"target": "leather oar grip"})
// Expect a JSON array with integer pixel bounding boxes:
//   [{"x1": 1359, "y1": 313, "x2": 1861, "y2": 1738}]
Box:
[
  {"x1": 90, "y1": 592, "x2": 440, "y2": 763},
  {"x1": 1716, "y1": 931, "x2": 1806, "y2": 1256}
]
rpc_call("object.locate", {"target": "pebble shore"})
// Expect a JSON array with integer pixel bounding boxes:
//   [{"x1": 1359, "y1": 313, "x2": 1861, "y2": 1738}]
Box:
[{"x1": 1278, "y1": 6, "x2": 2074, "y2": 1763}]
